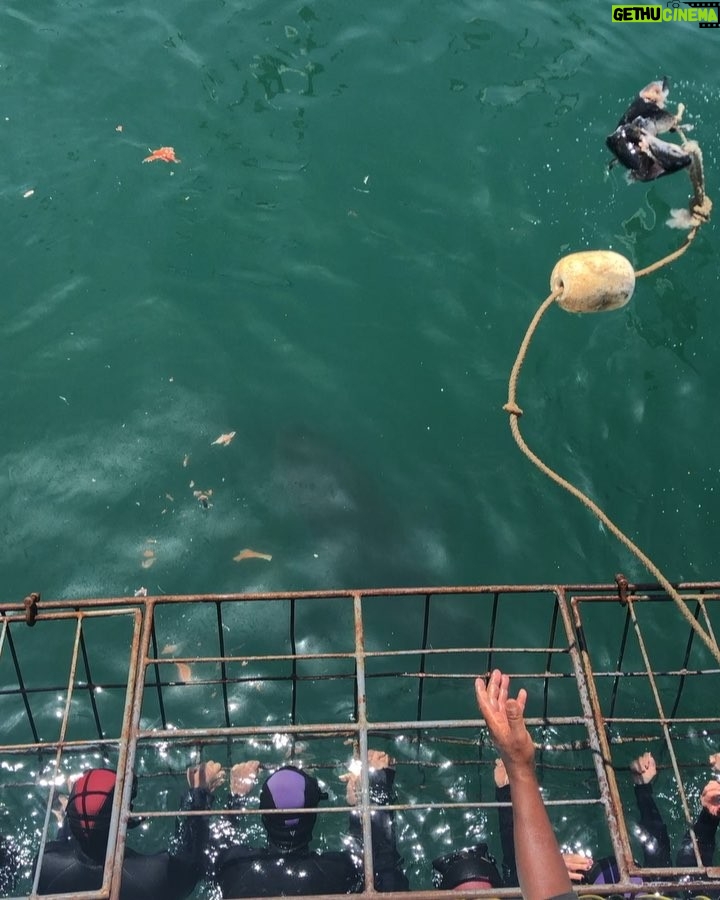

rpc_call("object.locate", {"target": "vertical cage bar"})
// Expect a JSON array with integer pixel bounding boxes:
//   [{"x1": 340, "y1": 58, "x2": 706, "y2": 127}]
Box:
[
  {"x1": 289, "y1": 597, "x2": 298, "y2": 759},
  {"x1": 111, "y1": 601, "x2": 159, "y2": 900},
  {"x1": 626, "y1": 597, "x2": 703, "y2": 869},
  {"x1": 106, "y1": 608, "x2": 145, "y2": 900},
  {"x1": 149, "y1": 617, "x2": 168, "y2": 731},
  {"x1": 561, "y1": 592, "x2": 633, "y2": 882},
  {"x1": 607, "y1": 606, "x2": 631, "y2": 721},
  {"x1": 353, "y1": 592, "x2": 374, "y2": 891},
  {"x1": 2, "y1": 622, "x2": 40, "y2": 743},
  {"x1": 215, "y1": 601, "x2": 232, "y2": 731},
  {"x1": 78, "y1": 624, "x2": 105, "y2": 740},
  {"x1": 486, "y1": 591, "x2": 500, "y2": 676},
  {"x1": 31, "y1": 616, "x2": 86, "y2": 896}
]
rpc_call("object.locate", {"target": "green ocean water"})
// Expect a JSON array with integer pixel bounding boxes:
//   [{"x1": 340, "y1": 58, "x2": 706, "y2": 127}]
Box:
[{"x1": 1, "y1": 0, "x2": 719, "y2": 892}]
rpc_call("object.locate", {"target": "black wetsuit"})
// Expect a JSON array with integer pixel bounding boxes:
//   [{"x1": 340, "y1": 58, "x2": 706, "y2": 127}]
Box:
[
  {"x1": 495, "y1": 783, "x2": 518, "y2": 887},
  {"x1": 633, "y1": 781, "x2": 672, "y2": 867},
  {"x1": 37, "y1": 787, "x2": 212, "y2": 899},
  {"x1": 498, "y1": 779, "x2": 719, "y2": 889},
  {"x1": 215, "y1": 769, "x2": 408, "y2": 897},
  {"x1": 635, "y1": 781, "x2": 720, "y2": 868},
  {"x1": 0, "y1": 836, "x2": 18, "y2": 895}
]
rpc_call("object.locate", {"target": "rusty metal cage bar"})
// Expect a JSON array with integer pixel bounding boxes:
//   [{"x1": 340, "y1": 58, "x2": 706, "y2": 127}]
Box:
[
  {"x1": 0, "y1": 607, "x2": 144, "y2": 900},
  {"x1": 0, "y1": 582, "x2": 719, "y2": 898},
  {"x1": 571, "y1": 584, "x2": 720, "y2": 894}
]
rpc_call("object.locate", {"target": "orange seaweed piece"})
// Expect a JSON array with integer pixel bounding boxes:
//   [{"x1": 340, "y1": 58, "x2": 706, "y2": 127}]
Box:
[
  {"x1": 234, "y1": 548, "x2": 273, "y2": 562},
  {"x1": 143, "y1": 146, "x2": 181, "y2": 164},
  {"x1": 211, "y1": 431, "x2": 236, "y2": 447},
  {"x1": 175, "y1": 662, "x2": 193, "y2": 682}
]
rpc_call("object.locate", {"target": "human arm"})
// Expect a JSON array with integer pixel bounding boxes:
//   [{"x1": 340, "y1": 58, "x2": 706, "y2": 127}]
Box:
[
  {"x1": 343, "y1": 750, "x2": 409, "y2": 892},
  {"x1": 166, "y1": 760, "x2": 224, "y2": 895},
  {"x1": 630, "y1": 752, "x2": 672, "y2": 867},
  {"x1": 495, "y1": 757, "x2": 590, "y2": 886},
  {"x1": 676, "y1": 779, "x2": 720, "y2": 867},
  {"x1": 208, "y1": 760, "x2": 261, "y2": 861},
  {"x1": 475, "y1": 670, "x2": 573, "y2": 900}
]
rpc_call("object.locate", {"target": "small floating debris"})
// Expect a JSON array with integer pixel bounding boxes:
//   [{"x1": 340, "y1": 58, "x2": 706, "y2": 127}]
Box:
[
  {"x1": 175, "y1": 662, "x2": 193, "y2": 682},
  {"x1": 143, "y1": 146, "x2": 180, "y2": 164},
  {"x1": 233, "y1": 548, "x2": 272, "y2": 563},
  {"x1": 211, "y1": 431, "x2": 236, "y2": 447},
  {"x1": 141, "y1": 540, "x2": 157, "y2": 569},
  {"x1": 193, "y1": 489, "x2": 213, "y2": 509}
]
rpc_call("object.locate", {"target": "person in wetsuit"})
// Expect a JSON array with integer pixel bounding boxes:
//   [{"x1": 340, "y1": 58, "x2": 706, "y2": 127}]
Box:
[
  {"x1": 628, "y1": 751, "x2": 720, "y2": 870},
  {"x1": 434, "y1": 671, "x2": 578, "y2": 897},
  {"x1": 488, "y1": 748, "x2": 720, "y2": 889},
  {"x1": 214, "y1": 750, "x2": 409, "y2": 897},
  {"x1": 0, "y1": 836, "x2": 18, "y2": 895},
  {"x1": 432, "y1": 843, "x2": 503, "y2": 892},
  {"x1": 37, "y1": 761, "x2": 223, "y2": 899},
  {"x1": 431, "y1": 757, "x2": 590, "y2": 892}
]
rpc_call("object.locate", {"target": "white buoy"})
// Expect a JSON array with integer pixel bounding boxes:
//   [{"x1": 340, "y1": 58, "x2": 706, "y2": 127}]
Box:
[{"x1": 550, "y1": 251, "x2": 635, "y2": 313}]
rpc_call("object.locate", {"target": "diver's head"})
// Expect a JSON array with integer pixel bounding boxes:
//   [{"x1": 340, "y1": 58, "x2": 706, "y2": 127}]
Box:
[
  {"x1": 66, "y1": 768, "x2": 140, "y2": 859},
  {"x1": 259, "y1": 766, "x2": 328, "y2": 851},
  {"x1": 432, "y1": 844, "x2": 502, "y2": 891},
  {"x1": 67, "y1": 768, "x2": 117, "y2": 858}
]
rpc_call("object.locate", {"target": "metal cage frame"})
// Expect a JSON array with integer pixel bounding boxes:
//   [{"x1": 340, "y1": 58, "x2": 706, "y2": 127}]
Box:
[{"x1": 1, "y1": 580, "x2": 720, "y2": 899}]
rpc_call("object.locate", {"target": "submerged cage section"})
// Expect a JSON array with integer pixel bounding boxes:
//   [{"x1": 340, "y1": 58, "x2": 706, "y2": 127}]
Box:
[{"x1": 0, "y1": 582, "x2": 719, "y2": 899}]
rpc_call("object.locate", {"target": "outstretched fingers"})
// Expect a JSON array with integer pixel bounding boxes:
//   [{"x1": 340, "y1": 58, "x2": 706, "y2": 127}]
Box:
[{"x1": 476, "y1": 669, "x2": 535, "y2": 772}]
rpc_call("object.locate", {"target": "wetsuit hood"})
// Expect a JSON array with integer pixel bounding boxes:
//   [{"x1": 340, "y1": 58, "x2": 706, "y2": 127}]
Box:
[
  {"x1": 259, "y1": 766, "x2": 328, "y2": 851},
  {"x1": 67, "y1": 768, "x2": 116, "y2": 859},
  {"x1": 432, "y1": 843, "x2": 502, "y2": 889}
]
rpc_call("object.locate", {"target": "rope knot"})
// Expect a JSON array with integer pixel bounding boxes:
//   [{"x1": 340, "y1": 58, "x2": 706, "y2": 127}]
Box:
[{"x1": 503, "y1": 401, "x2": 523, "y2": 417}]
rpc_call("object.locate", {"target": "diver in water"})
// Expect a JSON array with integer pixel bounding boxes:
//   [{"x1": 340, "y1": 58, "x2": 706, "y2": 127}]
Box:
[
  {"x1": 606, "y1": 78, "x2": 692, "y2": 182},
  {"x1": 37, "y1": 762, "x2": 223, "y2": 899},
  {"x1": 213, "y1": 753, "x2": 409, "y2": 897}
]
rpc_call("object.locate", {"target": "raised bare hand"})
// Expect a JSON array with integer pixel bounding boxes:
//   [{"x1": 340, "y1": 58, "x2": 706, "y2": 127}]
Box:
[
  {"x1": 230, "y1": 761, "x2": 260, "y2": 797},
  {"x1": 187, "y1": 760, "x2": 225, "y2": 792},
  {"x1": 340, "y1": 749, "x2": 392, "y2": 806},
  {"x1": 700, "y1": 779, "x2": 720, "y2": 817},
  {"x1": 475, "y1": 670, "x2": 534, "y2": 776},
  {"x1": 629, "y1": 752, "x2": 657, "y2": 785}
]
